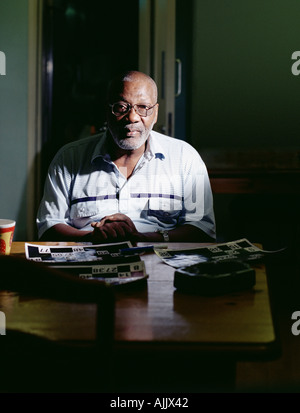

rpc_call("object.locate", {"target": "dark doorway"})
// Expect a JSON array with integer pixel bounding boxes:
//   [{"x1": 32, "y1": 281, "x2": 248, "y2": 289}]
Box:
[{"x1": 41, "y1": 0, "x2": 139, "y2": 180}]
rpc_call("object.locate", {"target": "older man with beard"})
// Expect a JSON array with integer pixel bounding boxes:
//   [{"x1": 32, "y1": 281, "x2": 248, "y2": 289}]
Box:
[{"x1": 37, "y1": 71, "x2": 216, "y2": 243}]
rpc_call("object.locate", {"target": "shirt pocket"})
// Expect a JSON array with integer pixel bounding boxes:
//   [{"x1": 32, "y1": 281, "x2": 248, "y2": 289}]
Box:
[
  {"x1": 70, "y1": 198, "x2": 120, "y2": 229},
  {"x1": 69, "y1": 203, "x2": 100, "y2": 229},
  {"x1": 144, "y1": 197, "x2": 182, "y2": 226}
]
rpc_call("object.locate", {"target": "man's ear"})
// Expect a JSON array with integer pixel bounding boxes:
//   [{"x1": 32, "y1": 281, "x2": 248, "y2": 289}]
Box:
[{"x1": 153, "y1": 103, "x2": 159, "y2": 124}]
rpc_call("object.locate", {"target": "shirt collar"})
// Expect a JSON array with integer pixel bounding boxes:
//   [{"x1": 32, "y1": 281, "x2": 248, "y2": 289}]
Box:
[
  {"x1": 91, "y1": 129, "x2": 166, "y2": 164},
  {"x1": 91, "y1": 130, "x2": 112, "y2": 164},
  {"x1": 143, "y1": 132, "x2": 166, "y2": 161}
]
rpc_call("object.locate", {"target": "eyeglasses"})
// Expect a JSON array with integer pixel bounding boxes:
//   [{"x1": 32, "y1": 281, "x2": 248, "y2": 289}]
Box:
[{"x1": 109, "y1": 102, "x2": 157, "y2": 117}]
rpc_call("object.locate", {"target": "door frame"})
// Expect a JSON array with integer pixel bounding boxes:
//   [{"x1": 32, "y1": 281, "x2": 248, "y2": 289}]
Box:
[
  {"x1": 27, "y1": 0, "x2": 43, "y2": 240},
  {"x1": 139, "y1": 0, "x2": 176, "y2": 137}
]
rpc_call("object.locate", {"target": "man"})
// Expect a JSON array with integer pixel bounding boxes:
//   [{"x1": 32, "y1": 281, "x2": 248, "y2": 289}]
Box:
[{"x1": 37, "y1": 71, "x2": 216, "y2": 243}]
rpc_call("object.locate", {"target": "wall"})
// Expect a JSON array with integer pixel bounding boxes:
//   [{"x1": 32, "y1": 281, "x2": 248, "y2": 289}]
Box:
[
  {"x1": 189, "y1": 1, "x2": 300, "y2": 248},
  {"x1": 0, "y1": 0, "x2": 29, "y2": 240},
  {"x1": 191, "y1": 0, "x2": 300, "y2": 153}
]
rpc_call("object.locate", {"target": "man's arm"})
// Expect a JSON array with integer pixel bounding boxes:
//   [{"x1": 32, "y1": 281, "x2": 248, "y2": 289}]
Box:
[
  {"x1": 40, "y1": 219, "x2": 138, "y2": 243},
  {"x1": 135, "y1": 224, "x2": 214, "y2": 243},
  {"x1": 93, "y1": 214, "x2": 214, "y2": 244},
  {"x1": 40, "y1": 214, "x2": 214, "y2": 244},
  {"x1": 39, "y1": 224, "x2": 93, "y2": 242}
]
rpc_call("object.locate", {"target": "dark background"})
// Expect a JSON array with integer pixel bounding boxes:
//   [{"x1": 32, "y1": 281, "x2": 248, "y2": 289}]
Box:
[{"x1": 42, "y1": 0, "x2": 139, "y2": 179}]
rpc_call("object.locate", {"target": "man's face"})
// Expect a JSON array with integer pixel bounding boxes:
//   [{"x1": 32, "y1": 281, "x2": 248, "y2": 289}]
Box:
[{"x1": 107, "y1": 78, "x2": 158, "y2": 151}]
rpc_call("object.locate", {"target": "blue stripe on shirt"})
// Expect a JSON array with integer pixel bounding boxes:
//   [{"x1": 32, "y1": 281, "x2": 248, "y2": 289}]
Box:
[
  {"x1": 130, "y1": 193, "x2": 183, "y2": 201},
  {"x1": 70, "y1": 193, "x2": 183, "y2": 205},
  {"x1": 70, "y1": 194, "x2": 118, "y2": 205}
]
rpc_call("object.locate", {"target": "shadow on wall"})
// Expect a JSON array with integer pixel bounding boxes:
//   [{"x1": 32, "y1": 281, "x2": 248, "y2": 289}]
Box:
[{"x1": 15, "y1": 152, "x2": 41, "y2": 241}]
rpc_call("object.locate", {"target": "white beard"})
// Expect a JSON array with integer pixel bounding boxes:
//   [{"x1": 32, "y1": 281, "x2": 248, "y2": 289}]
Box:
[{"x1": 109, "y1": 119, "x2": 156, "y2": 151}]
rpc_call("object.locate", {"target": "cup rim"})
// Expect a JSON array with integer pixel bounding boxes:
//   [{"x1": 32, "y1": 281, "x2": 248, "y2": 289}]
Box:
[{"x1": 0, "y1": 219, "x2": 16, "y2": 229}]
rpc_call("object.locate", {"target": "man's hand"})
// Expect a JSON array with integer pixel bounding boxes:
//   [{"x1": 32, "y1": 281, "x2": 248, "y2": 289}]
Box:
[
  {"x1": 40, "y1": 217, "x2": 214, "y2": 244},
  {"x1": 91, "y1": 213, "x2": 139, "y2": 242}
]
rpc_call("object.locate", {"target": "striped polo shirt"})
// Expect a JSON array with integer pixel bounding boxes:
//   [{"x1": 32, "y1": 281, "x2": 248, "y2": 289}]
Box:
[{"x1": 36, "y1": 130, "x2": 216, "y2": 239}]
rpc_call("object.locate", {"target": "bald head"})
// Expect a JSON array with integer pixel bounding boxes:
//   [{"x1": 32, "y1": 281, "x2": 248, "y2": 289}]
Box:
[{"x1": 107, "y1": 70, "x2": 158, "y2": 103}]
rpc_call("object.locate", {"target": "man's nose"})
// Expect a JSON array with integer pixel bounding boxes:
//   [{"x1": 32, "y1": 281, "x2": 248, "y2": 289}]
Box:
[{"x1": 127, "y1": 106, "x2": 141, "y2": 122}]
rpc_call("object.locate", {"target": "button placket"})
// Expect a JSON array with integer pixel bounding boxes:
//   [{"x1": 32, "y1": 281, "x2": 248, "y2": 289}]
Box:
[{"x1": 118, "y1": 182, "x2": 130, "y2": 213}]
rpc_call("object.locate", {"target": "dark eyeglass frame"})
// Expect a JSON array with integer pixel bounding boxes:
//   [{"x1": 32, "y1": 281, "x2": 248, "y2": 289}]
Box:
[{"x1": 109, "y1": 102, "x2": 158, "y2": 118}]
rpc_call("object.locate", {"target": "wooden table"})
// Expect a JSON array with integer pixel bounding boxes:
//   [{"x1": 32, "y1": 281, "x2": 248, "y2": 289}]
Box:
[{"x1": 1, "y1": 242, "x2": 279, "y2": 392}]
